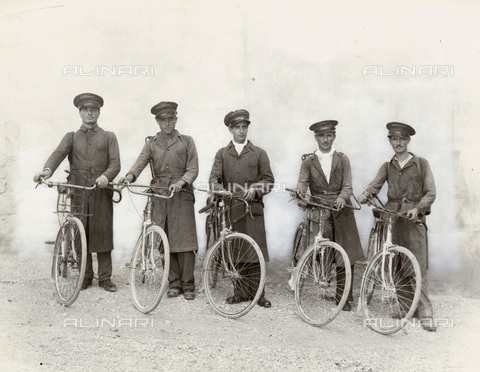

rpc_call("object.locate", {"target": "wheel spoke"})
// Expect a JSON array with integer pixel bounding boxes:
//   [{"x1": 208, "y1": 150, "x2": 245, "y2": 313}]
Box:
[
  {"x1": 294, "y1": 242, "x2": 351, "y2": 327},
  {"x1": 203, "y1": 233, "x2": 265, "y2": 318},
  {"x1": 130, "y1": 226, "x2": 169, "y2": 313},
  {"x1": 360, "y1": 246, "x2": 422, "y2": 335}
]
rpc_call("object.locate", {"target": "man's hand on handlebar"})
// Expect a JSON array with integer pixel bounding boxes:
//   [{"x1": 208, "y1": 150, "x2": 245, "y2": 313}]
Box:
[
  {"x1": 243, "y1": 187, "x2": 256, "y2": 202},
  {"x1": 169, "y1": 180, "x2": 186, "y2": 193},
  {"x1": 407, "y1": 207, "x2": 419, "y2": 222},
  {"x1": 334, "y1": 197, "x2": 345, "y2": 210},
  {"x1": 95, "y1": 175, "x2": 109, "y2": 189},
  {"x1": 357, "y1": 191, "x2": 371, "y2": 204},
  {"x1": 33, "y1": 169, "x2": 51, "y2": 183},
  {"x1": 119, "y1": 174, "x2": 134, "y2": 185},
  {"x1": 289, "y1": 188, "x2": 305, "y2": 199}
]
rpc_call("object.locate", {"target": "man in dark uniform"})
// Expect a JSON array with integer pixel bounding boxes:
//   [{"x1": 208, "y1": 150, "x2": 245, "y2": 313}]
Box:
[
  {"x1": 209, "y1": 109, "x2": 275, "y2": 308},
  {"x1": 120, "y1": 101, "x2": 199, "y2": 300},
  {"x1": 33, "y1": 93, "x2": 121, "y2": 292},
  {"x1": 357, "y1": 122, "x2": 437, "y2": 331},
  {"x1": 290, "y1": 120, "x2": 364, "y2": 311}
]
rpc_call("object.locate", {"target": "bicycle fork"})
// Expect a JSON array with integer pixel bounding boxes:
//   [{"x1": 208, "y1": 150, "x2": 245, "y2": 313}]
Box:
[{"x1": 311, "y1": 237, "x2": 329, "y2": 285}]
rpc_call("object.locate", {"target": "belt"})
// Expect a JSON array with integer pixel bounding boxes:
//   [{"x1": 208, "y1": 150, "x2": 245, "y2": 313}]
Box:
[
  {"x1": 315, "y1": 191, "x2": 339, "y2": 196},
  {"x1": 153, "y1": 174, "x2": 185, "y2": 179},
  {"x1": 71, "y1": 167, "x2": 105, "y2": 173},
  {"x1": 389, "y1": 198, "x2": 419, "y2": 204}
]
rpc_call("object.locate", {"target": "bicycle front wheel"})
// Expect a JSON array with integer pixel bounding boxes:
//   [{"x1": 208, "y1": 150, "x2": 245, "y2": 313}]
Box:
[
  {"x1": 203, "y1": 232, "x2": 266, "y2": 318},
  {"x1": 130, "y1": 225, "x2": 170, "y2": 314},
  {"x1": 294, "y1": 241, "x2": 351, "y2": 327},
  {"x1": 53, "y1": 217, "x2": 87, "y2": 306},
  {"x1": 360, "y1": 246, "x2": 422, "y2": 335},
  {"x1": 292, "y1": 222, "x2": 306, "y2": 267}
]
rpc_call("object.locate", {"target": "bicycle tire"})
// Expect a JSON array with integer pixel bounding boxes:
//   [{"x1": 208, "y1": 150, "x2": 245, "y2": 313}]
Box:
[
  {"x1": 205, "y1": 217, "x2": 220, "y2": 287},
  {"x1": 366, "y1": 221, "x2": 383, "y2": 262},
  {"x1": 292, "y1": 222, "x2": 306, "y2": 267},
  {"x1": 203, "y1": 232, "x2": 266, "y2": 318},
  {"x1": 363, "y1": 221, "x2": 384, "y2": 301},
  {"x1": 53, "y1": 217, "x2": 87, "y2": 306},
  {"x1": 130, "y1": 225, "x2": 170, "y2": 314},
  {"x1": 294, "y1": 241, "x2": 351, "y2": 327},
  {"x1": 360, "y1": 245, "x2": 422, "y2": 335}
]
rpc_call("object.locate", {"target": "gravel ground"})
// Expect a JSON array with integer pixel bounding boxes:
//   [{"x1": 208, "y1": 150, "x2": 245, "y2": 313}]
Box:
[{"x1": 1, "y1": 251, "x2": 479, "y2": 372}]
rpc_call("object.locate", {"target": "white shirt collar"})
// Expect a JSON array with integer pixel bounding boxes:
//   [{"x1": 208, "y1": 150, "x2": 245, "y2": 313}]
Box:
[
  {"x1": 315, "y1": 146, "x2": 336, "y2": 158},
  {"x1": 396, "y1": 153, "x2": 413, "y2": 169},
  {"x1": 233, "y1": 139, "x2": 247, "y2": 155}
]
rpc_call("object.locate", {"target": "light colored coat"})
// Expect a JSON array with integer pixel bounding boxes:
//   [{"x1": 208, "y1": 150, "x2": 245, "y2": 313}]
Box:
[
  {"x1": 127, "y1": 130, "x2": 199, "y2": 252},
  {"x1": 364, "y1": 153, "x2": 436, "y2": 274}
]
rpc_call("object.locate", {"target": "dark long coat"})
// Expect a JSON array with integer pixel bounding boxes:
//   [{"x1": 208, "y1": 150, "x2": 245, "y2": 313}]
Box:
[
  {"x1": 364, "y1": 154, "x2": 436, "y2": 275},
  {"x1": 209, "y1": 141, "x2": 275, "y2": 262},
  {"x1": 127, "y1": 130, "x2": 199, "y2": 253},
  {"x1": 44, "y1": 124, "x2": 121, "y2": 253},
  {"x1": 296, "y1": 151, "x2": 364, "y2": 264}
]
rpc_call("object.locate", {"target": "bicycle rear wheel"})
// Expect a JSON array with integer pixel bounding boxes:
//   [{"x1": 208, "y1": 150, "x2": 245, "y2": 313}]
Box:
[
  {"x1": 294, "y1": 241, "x2": 351, "y2": 327},
  {"x1": 203, "y1": 232, "x2": 266, "y2": 318},
  {"x1": 53, "y1": 217, "x2": 87, "y2": 306},
  {"x1": 360, "y1": 246, "x2": 422, "y2": 335},
  {"x1": 130, "y1": 225, "x2": 170, "y2": 314}
]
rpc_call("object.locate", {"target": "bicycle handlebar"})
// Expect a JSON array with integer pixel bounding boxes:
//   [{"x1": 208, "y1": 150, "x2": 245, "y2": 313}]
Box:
[
  {"x1": 194, "y1": 187, "x2": 253, "y2": 220},
  {"x1": 286, "y1": 188, "x2": 345, "y2": 213},
  {"x1": 37, "y1": 177, "x2": 97, "y2": 191},
  {"x1": 362, "y1": 194, "x2": 422, "y2": 223},
  {"x1": 119, "y1": 183, "x2": 175, "y2": 199}
]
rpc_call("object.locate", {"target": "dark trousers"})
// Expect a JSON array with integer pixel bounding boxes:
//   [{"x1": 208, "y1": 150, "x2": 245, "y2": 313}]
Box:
[
  {"x1": 336, "y1": 265, "x2": 354, "y2": 303},
  {"x1": 169, "y1": 251, "x2": 195, "y2": 291},
  {"x1": 84, "y1": 251, "x2": 112, "y2": 282},
  {"x1": 233, "y1": 262, "x2": 265, "y2": 300},
  {"x1": 397, "y1": 274, "x2": 433, "y2": 318}
]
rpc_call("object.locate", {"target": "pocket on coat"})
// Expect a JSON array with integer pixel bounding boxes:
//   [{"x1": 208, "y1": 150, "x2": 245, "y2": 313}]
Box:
[
  {"x1": 181, "y1": 189, "x2": 195, "y2": 203},
  {"x1": 250, "y1": 201, "x2": 264, "y2": 216}
]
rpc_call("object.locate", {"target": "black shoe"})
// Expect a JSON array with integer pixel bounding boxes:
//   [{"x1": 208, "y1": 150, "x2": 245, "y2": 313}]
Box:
[
  {"x1": 420, "y1": 317, "x2": 437, "y2": 332},
  {"x1": 183, "y1": 290, "x2": 195, "y2": 301},
  {"x1": 99, "y1": 279, "x2": 117, "y2": 292},
  {"x1": 167, "y1": 287, "x2": 182, "y2": 298},
  {"x1": 257, "y1": 296, "x2": 272, "y2": 308},
  {"x1": 341, "y1": 301, "x2": 351, "y2": 311},
  {"x1": 226, "y1": 294, "x2": 248, "y2": 304},
  {"x1": 81, "y1": 277, "x2": 92, "y2": 290}
]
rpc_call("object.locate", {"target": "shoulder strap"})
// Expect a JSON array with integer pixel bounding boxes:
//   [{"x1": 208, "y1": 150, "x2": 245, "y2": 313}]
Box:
[
  {"x1": 301, "y1": 152, "x2": 315, "y2": 161},
  {"x1": 145, "y1": 136, "x2": 155, "y2": 178}
]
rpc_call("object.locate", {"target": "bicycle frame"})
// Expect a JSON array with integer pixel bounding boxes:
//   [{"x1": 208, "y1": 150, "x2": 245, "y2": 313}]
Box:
[
  {"x1": 197, "y1": 188, "x2": 266, "y2": 318},
  {"x1": 122, "y1": 184, "x2": 174, "y2": 274},
  {"x1": 359, "y1": 195, "x2": 423, "y2": 334},
  {"x1": 367, "y1": 199, "x2": 416, "y2": 295},
  {"x1": 204, "y1": 192, "x2": 251, "y2": 276},
  {"x1": 39, "y1": 179, "x2": 95, "y2": 272}
]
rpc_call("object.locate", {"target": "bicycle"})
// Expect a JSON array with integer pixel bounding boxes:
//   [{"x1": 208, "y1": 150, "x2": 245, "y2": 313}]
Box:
[
  {"x1": 287, "y1": 188, "x2": 353, "y2": 327},
  {"x1": 358, "y1": 194, "x2": 422, "y2": 335},
  {"x1": 37, "y1": 178, "x2": 96, "y2": 306},
  {"x1": 197, "y1": 188, "x2": 266, "y2": 319},
  {"x1": 122, "y1": 184, "x2": 174, "y2": 314}
]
